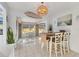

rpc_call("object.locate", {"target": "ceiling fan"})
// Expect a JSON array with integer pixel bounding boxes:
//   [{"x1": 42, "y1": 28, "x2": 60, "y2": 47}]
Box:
[{"x1": 24, "y1": 11, "x2": 42, "y2": 19}]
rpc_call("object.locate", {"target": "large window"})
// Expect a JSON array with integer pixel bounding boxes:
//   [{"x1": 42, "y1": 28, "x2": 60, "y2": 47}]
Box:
[
  {"x1": 18, "y1": 22, "x2": 46, "y2": 38},
  {"x1": 21, "y1": 22, "x2": 36, "y2": 38}
]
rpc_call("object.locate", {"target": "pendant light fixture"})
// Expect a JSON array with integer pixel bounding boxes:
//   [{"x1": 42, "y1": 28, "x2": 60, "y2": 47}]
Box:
[{"x1": 37, "y1": 2, "x2": 48, "y2": 16}]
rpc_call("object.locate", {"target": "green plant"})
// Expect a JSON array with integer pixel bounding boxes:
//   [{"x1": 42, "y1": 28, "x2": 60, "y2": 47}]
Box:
[{"x1": 7, "y1": 27, "x2": 15, "y2": 44}]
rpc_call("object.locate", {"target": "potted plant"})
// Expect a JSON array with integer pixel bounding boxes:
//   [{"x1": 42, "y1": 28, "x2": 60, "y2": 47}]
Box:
[
  {"x1": 7, "y1": 27, "x2": 15, "y2": 44},
  {"x1": 7, "y1": 27, "x2": 15, "y2": 56}
]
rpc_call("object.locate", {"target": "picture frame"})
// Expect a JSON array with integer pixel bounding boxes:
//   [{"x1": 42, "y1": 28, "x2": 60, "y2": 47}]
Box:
[
  {"x1": 0, "y1": 16, "x2": 3, "y2": 35},
  {"x1": 57, "y1": 14, "x2": 72, "y2": 26}
]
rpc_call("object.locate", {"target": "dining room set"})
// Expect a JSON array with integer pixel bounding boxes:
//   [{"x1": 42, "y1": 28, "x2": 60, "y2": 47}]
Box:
[{"x1": 39, "y1": 31, "x2": 70, "y2": 57}]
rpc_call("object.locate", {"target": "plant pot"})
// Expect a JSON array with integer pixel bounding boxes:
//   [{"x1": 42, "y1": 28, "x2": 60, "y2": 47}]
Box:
[{"x1": 8, "y1": 43, "x2": 15, "y2": 57}]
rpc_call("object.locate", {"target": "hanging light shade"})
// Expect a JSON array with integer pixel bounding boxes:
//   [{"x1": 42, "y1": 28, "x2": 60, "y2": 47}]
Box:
[{"x1": 37, "y1": 2, "x2": 48, "y2": 16}]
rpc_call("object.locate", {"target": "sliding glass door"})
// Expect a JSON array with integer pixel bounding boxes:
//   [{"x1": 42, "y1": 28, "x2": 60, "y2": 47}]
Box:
[
  {"x1": 18, "y1": 22, "x2": 46, "y2": 39},
  {"x1": 20, "y1": 22, "x2": 36, "y2": 38}
]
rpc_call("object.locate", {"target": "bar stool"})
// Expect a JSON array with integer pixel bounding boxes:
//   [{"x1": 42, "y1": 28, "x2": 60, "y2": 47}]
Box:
[
  {"x1": 63, "y1": 32, "x2": 70, "y2": 55},
  {"x1": 49, "y1": 32, "x2": 63, "y2": 57}
]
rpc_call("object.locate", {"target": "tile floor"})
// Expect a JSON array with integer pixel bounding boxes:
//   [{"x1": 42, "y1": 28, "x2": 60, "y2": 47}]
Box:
[{"x1": 14, "y1": 37, "x2": 79, "y2": 57}]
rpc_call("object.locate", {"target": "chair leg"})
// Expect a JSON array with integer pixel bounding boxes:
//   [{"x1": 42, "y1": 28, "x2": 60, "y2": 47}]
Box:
[
  {"x1": 67, "y1": 41, "x2": 70, "y2": 53},
  {"x1": 49, "y1": 40, "x2": 52, "y2": 57},
  {"x1": 63, "y1": 42, "x2": 66, "y2": 55},
  {"x1": 63, "y1": 41, "x2": 69, "y2": 55},
  {"x1": 55, "y1": 44, "x2": 57, "y2": 57},
  {"x1": 60, "y1": 43, "x2": 63, "y2": 56}
]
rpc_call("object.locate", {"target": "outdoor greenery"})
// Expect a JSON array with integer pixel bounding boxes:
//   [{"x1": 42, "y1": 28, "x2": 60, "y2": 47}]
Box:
[{"x1": 7, "y1": 27, "x2": 15, "y2": 44}]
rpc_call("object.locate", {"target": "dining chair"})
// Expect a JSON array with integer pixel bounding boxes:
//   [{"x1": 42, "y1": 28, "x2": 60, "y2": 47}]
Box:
[
  {"x1": 63, "y1": 32, "x2": 70, "y2": 55},
  {"x1": 49, "y1": 32, "x2": 63, "y2": 57}
]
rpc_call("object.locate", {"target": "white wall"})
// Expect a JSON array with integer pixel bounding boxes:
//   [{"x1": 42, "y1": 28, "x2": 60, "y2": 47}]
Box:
[
  {"x1": 53, "y1": 8, "x2": 79, "y2": 53},
  {"x1": 71, "y1": 9, "x2": 79, "y2": 53}
]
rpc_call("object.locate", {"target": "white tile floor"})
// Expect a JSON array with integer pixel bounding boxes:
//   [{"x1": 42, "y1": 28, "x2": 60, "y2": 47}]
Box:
[{"x1": 14, "y1": 37, "x2": 79, "y2": 57}]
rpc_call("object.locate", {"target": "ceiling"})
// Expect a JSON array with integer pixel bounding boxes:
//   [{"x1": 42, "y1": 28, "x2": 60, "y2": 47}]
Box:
[{"x1": 6, "y1": 2, "x2": 79, "y2": 17}]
